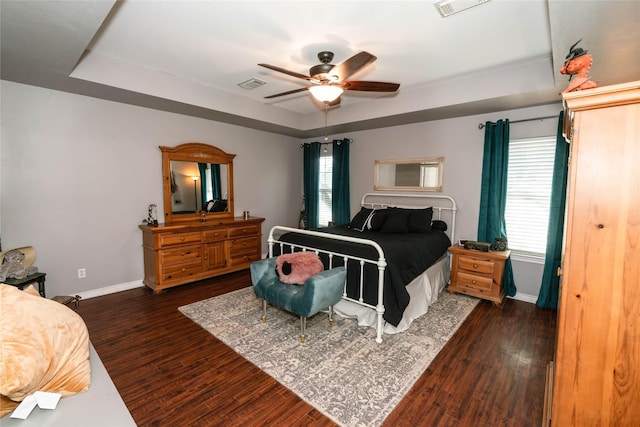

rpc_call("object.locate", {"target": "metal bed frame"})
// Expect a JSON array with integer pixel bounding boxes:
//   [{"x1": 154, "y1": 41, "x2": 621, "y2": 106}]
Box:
[{"x1": 268, "y1": 193, "x2": 457, "y2": 343}]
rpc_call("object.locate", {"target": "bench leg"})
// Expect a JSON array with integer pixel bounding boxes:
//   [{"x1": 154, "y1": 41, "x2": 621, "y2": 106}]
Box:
[
  {"x1": 261, "y1": 300, "x2": 267, "y2": 323},
  {"x1": 328, "y1": 305, "x2": 334, "y2": 327},
  {"x1": 300, "y1": 316, "x2": 306, "y2": 343}
]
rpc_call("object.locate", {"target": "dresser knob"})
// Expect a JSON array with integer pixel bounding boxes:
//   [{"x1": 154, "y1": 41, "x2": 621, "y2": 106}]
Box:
[
  {"x1": 180, "y1": 237, "x2": 185, "y2": 241},
  {"x1": 472, "y1": 280, "x2": 477, "y2": 284},
  {"x1": 181, "y1": 268, "x2": 186, "y2": 272},
  {"x1": 473, "y1": 264, "x2": 478, "y2": 268}
]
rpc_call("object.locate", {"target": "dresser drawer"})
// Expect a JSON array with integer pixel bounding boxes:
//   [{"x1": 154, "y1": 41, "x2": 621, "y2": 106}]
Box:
[
  {"x1": 162, "y1": 259, "x2": 202, "y2": 282},
  {"x1": 228, "y1": 225, "x2": 259, "y2": 238},
  {"x1": 160, "y1": 245, "x2": 201, "y2": 265},
  {"x1": 230, "y1": 236, "x2": 259, "y2": 257},
  {"x1": 158, "y1": 231, "x2": 201, "y2": 247},
  {"x1": 458, "y1": 256, "x2": 494, "y2": 276},
  {"x1": 457, "y1": 271, "x2": 494, "y2": 292},
  {"x1": 229, "y1": 251, "x2": 261, "y2": 266},
  {"x1": 202, "y1": 228, "x2": 228, "y2": 242}
]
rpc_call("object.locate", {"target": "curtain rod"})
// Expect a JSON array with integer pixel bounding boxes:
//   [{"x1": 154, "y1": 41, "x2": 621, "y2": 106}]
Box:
[
  {"x1": 478, "y1": 115, "x2": 558, "y2": 129},
  {"x1": 300, "y1": 138, "x2": 352, "y2": 148}
]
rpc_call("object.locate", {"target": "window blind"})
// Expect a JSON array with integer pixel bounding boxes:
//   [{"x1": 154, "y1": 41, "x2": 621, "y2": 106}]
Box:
[
  {"x1": 505, "y1": 136, "x2": 556, "y2": 257},
  {"x1": 318, "y1": 155, "x2": 333, "y2": 227}
]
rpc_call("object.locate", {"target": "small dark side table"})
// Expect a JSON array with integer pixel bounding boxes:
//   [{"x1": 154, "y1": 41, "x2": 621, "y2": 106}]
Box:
[{"x1": 3, "y1": 272, "x2": 46, "y2": 297}]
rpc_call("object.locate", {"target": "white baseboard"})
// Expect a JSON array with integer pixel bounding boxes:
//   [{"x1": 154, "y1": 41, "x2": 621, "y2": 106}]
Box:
[
  {"x1": 75, "y1": 280, "x2": 144, "y2": 300},
  {"x1": 509, "y1": 292, "x2": 538, "y2": 304}
]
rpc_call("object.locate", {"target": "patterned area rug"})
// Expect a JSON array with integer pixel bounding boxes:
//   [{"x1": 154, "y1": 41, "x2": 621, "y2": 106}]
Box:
[{"x1": 179, "y1": 287, "x2": 478, "y2": 427}]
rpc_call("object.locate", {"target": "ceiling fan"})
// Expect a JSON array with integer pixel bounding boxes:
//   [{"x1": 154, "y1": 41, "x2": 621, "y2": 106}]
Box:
[{"x1": 259, "y1": 51, "x2": 400, "y2": 105}]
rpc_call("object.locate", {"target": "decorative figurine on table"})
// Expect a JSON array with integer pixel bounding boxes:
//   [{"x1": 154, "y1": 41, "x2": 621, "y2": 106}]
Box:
[
  {"x1": 147, "y1": 204, "x2": 159, "y2": 227},
  {"x1": 560, "y1": 39, "x2": 598, "y2": 93}
]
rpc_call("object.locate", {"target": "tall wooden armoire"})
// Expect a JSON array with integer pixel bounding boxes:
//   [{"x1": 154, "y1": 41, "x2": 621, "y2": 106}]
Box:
[{"x1": 547, "y1": 81, "x2": 640, "y2": 426}]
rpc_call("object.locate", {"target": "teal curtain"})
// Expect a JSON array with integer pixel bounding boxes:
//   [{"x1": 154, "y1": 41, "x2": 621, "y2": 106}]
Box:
[
  {"x1": 210, "y1": 164, "x2": 222, "y2": 199},
  {"x1": 537, "y1": 112, "x2": 569, "y2": 309},
  {"x1": 478, "y1": 119, "x2": 517, "y2": 297},
  {"x1": 303, "y1": 142, "x2": 321, "y2": 229},
  {"x1": 332, "y1": 139, "x2": 351, "y2": 225}
]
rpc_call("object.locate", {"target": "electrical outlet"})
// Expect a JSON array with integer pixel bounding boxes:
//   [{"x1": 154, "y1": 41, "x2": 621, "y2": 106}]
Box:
[{"x1": 77, "y1": 268, "x2": 86, "y2": 279}]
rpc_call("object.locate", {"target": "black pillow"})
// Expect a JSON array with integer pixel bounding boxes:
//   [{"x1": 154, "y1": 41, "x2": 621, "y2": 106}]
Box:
[
  {"x1": 431, "y1": 220, "x2": 448, "y2": 232},
  {"x1": 369, "y1": 209, "x2": 390, "y2": 231},
  {"x1": 349, "y1": 207, "x2": 374, "y2": 231},
  {"x1": 407, "y1": 207, "x2": 433, "y2": 233},
  {"x1": 380, "y1": 210, "x2": 411, "y2": 233},
  {"x1": 372, "y1": 207, "x2": 434, "y2": 233}
]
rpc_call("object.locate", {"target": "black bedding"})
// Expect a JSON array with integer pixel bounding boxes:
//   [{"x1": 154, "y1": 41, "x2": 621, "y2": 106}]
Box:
[{"x1": 274, "y1": 225, "x2": 451, "y2": 326}]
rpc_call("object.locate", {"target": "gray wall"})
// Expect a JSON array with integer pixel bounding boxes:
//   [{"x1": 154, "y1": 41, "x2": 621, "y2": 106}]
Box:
[
  {"x1": 305, "y1": 102, "x2": 562, "y2": 300},
  {"x1": 1, "y1": 81, "x2": 301, "y2": 296},
  {"x1": 2, "y1": 80, "x2": 562, "y2": 300}
]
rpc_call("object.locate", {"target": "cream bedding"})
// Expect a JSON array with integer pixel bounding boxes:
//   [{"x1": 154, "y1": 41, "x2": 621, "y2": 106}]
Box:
[
  {"x1": 0, "y1": 285, "x2": 91, "y2": 417},
  {"x1": 333, "y1": 254, "x2": 450, "y2": 334}
]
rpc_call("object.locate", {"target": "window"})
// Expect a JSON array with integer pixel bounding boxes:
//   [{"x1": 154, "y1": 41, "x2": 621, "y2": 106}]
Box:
[
  {"x1": 318, "y1": 152, "x2": 333, "y2": 227},
  {"x1": 204, "y1": 166, "x2": 213, "y2": 201},
  {"x1": 504, "y1": 136, "x2": 556, "y2": 257}
]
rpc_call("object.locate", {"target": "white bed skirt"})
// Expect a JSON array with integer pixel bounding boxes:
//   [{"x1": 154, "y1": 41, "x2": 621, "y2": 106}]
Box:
[{"x1": 333, "y1": 254, "x2": 450, "y2": 334}]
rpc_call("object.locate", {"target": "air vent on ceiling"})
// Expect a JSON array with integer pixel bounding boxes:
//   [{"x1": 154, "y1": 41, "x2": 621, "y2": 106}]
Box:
[
  {"x1": 434, "y1": 0, "x2": 490, "y2": 17},
  {"x1": 238, "y1": 78, "x2": 266, "y2": 90}
]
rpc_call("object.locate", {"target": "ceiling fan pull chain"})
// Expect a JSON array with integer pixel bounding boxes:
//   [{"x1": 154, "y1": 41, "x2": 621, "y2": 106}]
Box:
[{"x1": 324, "y1": 103, "x2": 329, "y2": 141}]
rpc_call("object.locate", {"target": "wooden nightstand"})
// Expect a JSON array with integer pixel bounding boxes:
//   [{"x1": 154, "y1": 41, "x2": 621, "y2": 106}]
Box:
[{"x1": 447, "y1": 245, "x2": 511, "y2": 305}]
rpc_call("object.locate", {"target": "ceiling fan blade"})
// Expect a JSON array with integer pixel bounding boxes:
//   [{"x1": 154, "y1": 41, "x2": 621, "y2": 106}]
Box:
[
  {"x1": 264, "y1": 87, "x2": 310, "y2": 99},
  {"x1": 342, "y1": 81, "x2": 400, "y2": 92},
  {"x1": 258, "y1": 63, "x2": 311, "y2": 81},
  {"x1": 329, "y1": 51, "x2": 377, "y2": 81}
]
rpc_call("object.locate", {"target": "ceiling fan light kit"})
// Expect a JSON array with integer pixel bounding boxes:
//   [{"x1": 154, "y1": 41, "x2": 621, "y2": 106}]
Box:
[
  {"x1": 259, "y1": 50, "x2": 399, "y2": 106},
  {"x1": 309, "y1": 85, "x2": 344, "y2": 102}
]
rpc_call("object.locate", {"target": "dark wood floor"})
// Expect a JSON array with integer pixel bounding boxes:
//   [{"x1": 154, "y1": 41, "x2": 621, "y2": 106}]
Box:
[{"x1": 76, "y1": 271, "x2": 556, "y2": 427}]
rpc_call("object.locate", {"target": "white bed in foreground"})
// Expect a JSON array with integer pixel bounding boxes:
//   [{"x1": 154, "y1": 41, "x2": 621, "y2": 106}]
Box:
[{"x1": 269, "y1": 193, "x2": 457, "y2": 342}]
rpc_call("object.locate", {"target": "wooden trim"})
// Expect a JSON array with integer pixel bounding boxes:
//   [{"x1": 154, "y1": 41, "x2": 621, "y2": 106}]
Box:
[{"x1": 563, "y1": 80, "x2": 640, "y2": 111}]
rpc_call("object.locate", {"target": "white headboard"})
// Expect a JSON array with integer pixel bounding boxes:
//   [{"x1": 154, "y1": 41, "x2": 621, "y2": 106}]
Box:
[{"x1": 360, "y1": 192, "x2": 458, "y2": 243}]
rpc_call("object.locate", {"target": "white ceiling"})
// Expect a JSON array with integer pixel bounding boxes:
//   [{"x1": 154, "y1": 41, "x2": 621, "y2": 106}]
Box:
[{"x1": 2, "y1": 1, "x2": 639, "y2": 138}]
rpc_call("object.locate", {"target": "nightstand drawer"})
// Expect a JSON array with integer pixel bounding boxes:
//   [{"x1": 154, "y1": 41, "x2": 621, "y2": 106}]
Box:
[
  {"x1": 458, "y1": 256, "x2": 494, "y2": 275},
  {"x1": 457, "y1": 271, "x2": 494, "y2": 291}
]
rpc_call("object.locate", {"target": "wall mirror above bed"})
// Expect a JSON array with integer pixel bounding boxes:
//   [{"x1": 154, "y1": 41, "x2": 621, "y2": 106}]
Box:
[
  {"x1": 160, "y1": 142, "x2": 235, "y2": 223},
  {"x1": 374, "y1": 157, "x2": 444, "y2": 192}
]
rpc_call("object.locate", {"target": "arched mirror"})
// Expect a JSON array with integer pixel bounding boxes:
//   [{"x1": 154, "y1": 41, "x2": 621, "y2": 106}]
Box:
[{"x1": 161, "y1": 143, "x2": 235, "y2": 223}]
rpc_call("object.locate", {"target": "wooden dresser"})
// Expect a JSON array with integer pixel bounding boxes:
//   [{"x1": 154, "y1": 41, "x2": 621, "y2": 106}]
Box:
[
  {"x1": 544, "y1": 81, "x2": 640, "y2": 426},
  {"x1": 447, "y1": 245, "x2": 510, "y2": 305},
  {"x1": 139, "y1": 216, "x2": 264, "y2": 292}
]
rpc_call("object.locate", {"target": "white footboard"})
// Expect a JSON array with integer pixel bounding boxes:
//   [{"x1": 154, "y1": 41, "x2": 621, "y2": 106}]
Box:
[{"x1": 268, "y1": 226, "x2": 388, "y2": 343}]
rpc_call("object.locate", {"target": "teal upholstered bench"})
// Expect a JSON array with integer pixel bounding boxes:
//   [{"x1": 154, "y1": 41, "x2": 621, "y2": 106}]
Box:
[{"x1": 250, "y1": 257, "x2": 346, "y2": 342}]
